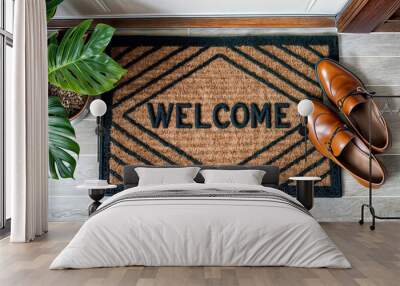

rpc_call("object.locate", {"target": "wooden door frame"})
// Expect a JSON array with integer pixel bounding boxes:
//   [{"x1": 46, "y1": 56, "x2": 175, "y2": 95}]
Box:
[
  {"x1": 48, "y1": 16, "x2": 336, "y2": 30},
  {"x1": 336, "y1": 0, "x2": 400, "y2": 33}
]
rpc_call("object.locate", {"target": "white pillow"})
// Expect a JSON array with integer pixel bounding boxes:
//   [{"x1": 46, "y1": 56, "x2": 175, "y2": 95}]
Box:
[
  {"x1": 135, "y1": 167, "x2": 200, "y2": 186},
  {"x1": 200, "y1": 169, "x2": 266, "y2": 185}
]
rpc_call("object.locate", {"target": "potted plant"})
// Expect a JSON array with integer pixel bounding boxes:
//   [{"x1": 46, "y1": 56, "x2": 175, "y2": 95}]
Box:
[
  {"x1": 46, "y1": 1, "x2": 127, "y2": 179},
  {"x1": 48, "y1": 84, "x2": 91, "y2": 123}
]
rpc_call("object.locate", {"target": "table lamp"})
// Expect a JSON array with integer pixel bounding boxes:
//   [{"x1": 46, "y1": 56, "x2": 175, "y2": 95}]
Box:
[
  {"x1": 90, "y1": 99, "x2": 107, "y2": 162},
  {"x1": 297, "y1": 99, "x2": 314, "y2": 163}
]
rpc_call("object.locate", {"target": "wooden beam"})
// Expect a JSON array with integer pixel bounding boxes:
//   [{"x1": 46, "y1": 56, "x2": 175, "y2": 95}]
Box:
[
  {"x1": 392, "y1": 7, "x2": 400, "y2": 20},
  {"x1": 374, "y1": 20, "x2": 400, "y2": 32},
  {"x1": 48, "y1": 16, "x2": 335, "y2": 30},
  {"x1": 336, "y1": 0, "x2": 369, "y2": 32},
  {"x1": 337, "y1": 0, "x2": 400, "y2": 33},
  {"x1": 374, "y1": 7, "x2": 400, "y2": 32}
]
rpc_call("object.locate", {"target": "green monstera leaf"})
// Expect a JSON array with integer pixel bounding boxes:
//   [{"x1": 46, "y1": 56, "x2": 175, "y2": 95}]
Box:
[
  {"x1": 46, "y1": 0, "x2": 64, "y2": 21},
  {"x1": 48, "y1": 19, "x2": 127, "y2": 96},
  {"x1": 48, "y1": 96, "x2": 80, "y2": 179}
]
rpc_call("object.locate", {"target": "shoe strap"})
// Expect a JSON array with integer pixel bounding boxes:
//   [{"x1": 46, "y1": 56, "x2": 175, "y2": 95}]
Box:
[
  {"x1": 337, "y1": 86, "x2": 374, "y2": 114},
  {"x1": 326, "y1": 126, "x2": 355, "y2": 157}
]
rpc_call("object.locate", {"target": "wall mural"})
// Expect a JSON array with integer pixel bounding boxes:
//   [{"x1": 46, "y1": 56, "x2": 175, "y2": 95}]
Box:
[{"x1": 101, "y1": 35, "x2": 341, "y2": 197}]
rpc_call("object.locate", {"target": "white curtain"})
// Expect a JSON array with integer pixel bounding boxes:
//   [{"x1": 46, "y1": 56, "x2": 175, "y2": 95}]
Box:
[{"x1": 9, "y1": 0, "x2": 48, "y2": 242}]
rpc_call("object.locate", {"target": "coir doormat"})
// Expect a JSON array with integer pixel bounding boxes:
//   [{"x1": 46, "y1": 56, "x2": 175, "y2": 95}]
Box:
[{"x1": 100, "y1": 35, "x2": 341, "y2": 197}]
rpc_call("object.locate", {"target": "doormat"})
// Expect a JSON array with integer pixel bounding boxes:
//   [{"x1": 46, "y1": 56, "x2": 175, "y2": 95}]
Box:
[{"x1": 100, "y1": 35, "x2": 341, "y2": 197}]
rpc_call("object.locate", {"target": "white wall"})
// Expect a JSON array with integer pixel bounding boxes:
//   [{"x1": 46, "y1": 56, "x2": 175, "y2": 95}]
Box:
[
  {"x1": 48, "y1": 30, "x2": 400, "y2": 222},
  {"x1": 55, "y1": 0, "x2": 350, "y2": 18}
]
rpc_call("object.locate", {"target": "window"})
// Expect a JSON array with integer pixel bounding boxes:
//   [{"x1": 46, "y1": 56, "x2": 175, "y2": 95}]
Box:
[
  {"x1": 0, "y1": 0, "x2": 13, "y2": 230},
  {"x1": 5, "y1": 0, "x2": 12, "y2": 33}
]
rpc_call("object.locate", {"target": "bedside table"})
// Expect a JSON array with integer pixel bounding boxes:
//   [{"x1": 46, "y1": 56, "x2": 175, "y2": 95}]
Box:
[
  {"x1": 77, "y1": 182, "x2": 117, "y2": 215},
  {"x1": 289, "y1": 177, "x2": 321, "y2": 210}
]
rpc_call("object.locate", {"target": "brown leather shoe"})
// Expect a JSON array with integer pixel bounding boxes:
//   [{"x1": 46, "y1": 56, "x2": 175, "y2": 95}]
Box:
[
  {"x1": 307, "y1": 100, "x2": 385, "y2": 188},
  {"x1": 315, "y1": 59, "x2": 390, "y2": 153}
]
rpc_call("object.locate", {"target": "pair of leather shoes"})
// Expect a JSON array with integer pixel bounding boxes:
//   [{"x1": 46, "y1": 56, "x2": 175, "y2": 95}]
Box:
[{"x1": 307, "y1": 59, "x2": 391, "y2": 188}]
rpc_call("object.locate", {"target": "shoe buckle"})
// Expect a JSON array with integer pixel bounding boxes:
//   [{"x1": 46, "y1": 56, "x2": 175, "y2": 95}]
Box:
[
  {"x1": 338, "y1": 87, "x2": 376, "y2": 110},
  {"x1": 326, "y1": 126, "x2": 348, "y2": 155},
  {"x1": 325, "y1": 142, "x2": 333, "y2": 153},
  {"x1": 337, "y1": 94, "x2": 351, "y2": 110},
  {"x1": 355, "y1": 86, "x2": 376, "y2": 97}
]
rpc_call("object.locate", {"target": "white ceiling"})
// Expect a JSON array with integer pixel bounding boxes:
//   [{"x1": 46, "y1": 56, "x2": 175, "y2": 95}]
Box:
[{"x1": 55, "y1": 0, "x2": 350, "y2": 18}]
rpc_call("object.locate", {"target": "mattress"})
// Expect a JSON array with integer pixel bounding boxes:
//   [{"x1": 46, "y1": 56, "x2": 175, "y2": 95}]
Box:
[{"x1": 50, "y1": 183, "x2": 350, "y2": 269}]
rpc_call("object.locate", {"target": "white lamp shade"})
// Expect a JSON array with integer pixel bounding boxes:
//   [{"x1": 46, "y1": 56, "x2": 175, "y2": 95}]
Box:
[
  {"x1": 90, "y1": 99, "x2": 107, "y2": 117},
  {"x1": 297, "y1": 99, "x2": 314, "y2": 117}
]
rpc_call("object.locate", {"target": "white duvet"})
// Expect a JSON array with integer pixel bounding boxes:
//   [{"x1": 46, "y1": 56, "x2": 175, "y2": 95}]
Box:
[{"x1": 50, "y1": 183, "x2": 350, "y2": 269}]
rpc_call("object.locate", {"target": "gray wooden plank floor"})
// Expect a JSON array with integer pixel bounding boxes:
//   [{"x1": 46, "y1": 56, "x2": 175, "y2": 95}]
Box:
[{"x1": 1, "y1": 222, "x2": 400, "y2": 286}]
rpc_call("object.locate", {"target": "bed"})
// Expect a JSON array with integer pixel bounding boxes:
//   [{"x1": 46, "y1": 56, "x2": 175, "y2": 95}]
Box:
[{"x1": 50, "y1": 165, "x2": 350, "y2": 269}]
